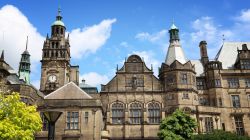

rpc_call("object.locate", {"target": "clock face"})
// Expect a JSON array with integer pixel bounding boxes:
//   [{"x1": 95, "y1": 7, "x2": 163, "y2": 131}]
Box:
[{"x1": 48, "y1": 75, "x2": 57, "y2": 83}]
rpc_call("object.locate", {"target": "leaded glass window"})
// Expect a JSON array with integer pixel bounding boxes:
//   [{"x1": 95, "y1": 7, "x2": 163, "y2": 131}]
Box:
[
  {"x1": 228, "y1": 78, "x2": 239, "y2": 88},
  {"x1": 148, "y1": 102, "x2": 161, "y2": 124},
  {"x1": 112, "y1": 102, "x2": 124, "y2": 124},
  {"x1": 66, "y1": 112, "x2": 79, "y2": 130},
  {"x1": 129, "y1": 102, "x2": 142, "y2": 124},
  {"x1": 234, "y1": 116, "x2": 245, "y2": 135},
  {"x1": 204, "y1": 117, "x2": 214, "y2": 133},
  {"x1": 231, "y1": 95, "x2": 241, "y2": 108}
]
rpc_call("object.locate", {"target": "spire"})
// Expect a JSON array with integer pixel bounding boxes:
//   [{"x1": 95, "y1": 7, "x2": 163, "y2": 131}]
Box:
[
  {"x1": 25, "y1": 36, "x2": 28, "y2": 51},
  {"x1": 170, "y1": 19, "x2": 178, "y2": 30},
  {"x1": 0, "y1": 50, "x2": 4, "y2": 61},
  {"x1": 18, "y1": 37, "x2": 31, "y2": 84},
  {"x1": 56, "y1": 6, "x2": 62, "y2": 21}
]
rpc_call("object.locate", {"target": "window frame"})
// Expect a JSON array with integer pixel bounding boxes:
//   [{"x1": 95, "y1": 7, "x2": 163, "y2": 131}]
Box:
[
  {"x1": 111, "y1": 102, "x2": 125, "y2": 124},
  {"x1": 234, "y1": 116, "x2": 245, "y2": 136},
  {"x1": 180, "y1": 73, "x2": 188, "y2": 84},
  {"x1": 66, "y1": 111, "x2": 79, "y2": 130},
  {"x1": 204, "y1": 117, "x2": 214, "y2": 133},
  {"x1": 147, "y1": 102, "x2": 161, "y2": 124},
  {"x1": 129, "y1": 102, "x2": 142, "y2": 124},
  {"x1": 231, "y1": 95, "x2": 241, "y2": 108},
  {"x1": 228, "y1": 78, "x2": 239, "y2": 88}
]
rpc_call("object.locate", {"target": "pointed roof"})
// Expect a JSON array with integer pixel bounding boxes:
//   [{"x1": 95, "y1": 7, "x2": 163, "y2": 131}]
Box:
[
  {"x1": 215, "y1": 42, "x2": 250, "y2": 69},
  {"x1": 45, "y1": 82, "x2": 92, "y2": 100},
  {"x1": 165, "y1": 43, "x2": 187, "y2": 65},
  {"x1": 170, "y1": 23, "x2": 178, "y2": 30},
  {"x1": 22, "y1": 36, "x2": 29, "y2": 55}
]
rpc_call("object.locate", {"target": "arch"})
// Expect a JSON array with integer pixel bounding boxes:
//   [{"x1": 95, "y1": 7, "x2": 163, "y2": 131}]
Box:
[
  {"x1": 111, "y1": 102, "x2": 125, "y2": 124},
  {"x1": 129, "y1": 102, "x2": 142, "y2": 124},
  {"x1": 147, "y1": 102, "x2": 161, "y2": 124},
  {"x1": 182, "y1": 107, "x2": 192, "y2": 113},
  {"x1": 127, "y1": 55, "x2": 143, "y2": 62},
  {"x1": 61, "y1": 28, "x2": 64, "y2": 35}
]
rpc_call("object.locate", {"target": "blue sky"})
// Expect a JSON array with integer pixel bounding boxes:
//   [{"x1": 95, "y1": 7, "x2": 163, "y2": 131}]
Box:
[{"x1": 0, "y1": 0, "x2": 250, "y2": 89}]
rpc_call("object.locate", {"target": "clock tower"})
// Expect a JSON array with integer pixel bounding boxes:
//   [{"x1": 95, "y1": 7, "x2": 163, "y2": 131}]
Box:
[{"x1": 40, "y1": 8, "x2": 71, "y2": 95}]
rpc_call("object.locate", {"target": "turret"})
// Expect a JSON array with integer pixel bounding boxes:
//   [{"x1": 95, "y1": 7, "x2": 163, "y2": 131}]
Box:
[
  {"x1": 165, "y1": 23, "x2": 187, "y2": 65},
  {"x1": 199, "y1": 41, "x2": 209, "y2": 66},
  {"x1": 169, "y1": 23, "x2": 179, "y2": 42},
  {"x1": 18, "y1": 36, "x2": 31, "y2": 84},
  {"x1": 51, "y1": 8, "x2": 65, "y2": 37}
]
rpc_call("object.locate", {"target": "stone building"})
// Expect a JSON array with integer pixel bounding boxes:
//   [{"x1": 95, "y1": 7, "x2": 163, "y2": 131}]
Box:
[
  {"x1": 35, "y1": 9, "x2": 103, "y2": 140},
  {"x1": 100, "y1": 23, "x2": 250, "y2": 139},
  {"x1": 0, "y1": 42, "x2": 43, "y2": 105},
  {"x1": 1, "y1": 8, "x2": 250, "y2": 140}
]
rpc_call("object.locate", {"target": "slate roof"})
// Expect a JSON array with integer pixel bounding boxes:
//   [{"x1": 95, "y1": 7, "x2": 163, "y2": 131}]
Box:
[
  {"x1": 45, "y1": 81, "x2": 92, "y2": 100},
  {"x1": 191, "y1": 42, "x2": 250, "y2": 77},
  {"x1": 165, "y1": 43, "x2": 187, "y2": 65},
  {"x1": 215, "y1": 42, "x2": 250, "y2": 69},
  {"x1": 190, "y1": 60, "x2": 204, "y2": 76}
]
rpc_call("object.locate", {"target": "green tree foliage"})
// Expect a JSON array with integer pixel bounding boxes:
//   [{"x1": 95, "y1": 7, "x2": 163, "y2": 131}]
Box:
[
  {"x1": 158, "y1": 109, "x2": 197, "y2": 140},
  {"x1": 192, "y1": 130, "x2": 250, "y2": 140},
  {"x1": 0, "y1": 92, "x2": 42, "y2": 140}
]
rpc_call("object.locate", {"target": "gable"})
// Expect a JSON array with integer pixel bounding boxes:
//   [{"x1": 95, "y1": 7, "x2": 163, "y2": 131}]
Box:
[{"x1": 45, "y1": 81, "x2": 92, "y2": 100}]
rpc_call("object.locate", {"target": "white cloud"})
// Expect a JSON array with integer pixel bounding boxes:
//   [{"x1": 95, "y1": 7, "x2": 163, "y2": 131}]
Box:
[
  {"x1": 135, "y1": 30, "x2": 168, "y2": 44},
  {"x1": 120, "y1": 41, "x2": 129, "y2": 48},
  {"x1": 130, "y1": 51, "x2": 160, "y2": 75},
  {"x1": 0, "y1": 5, "x2": 44, "y2": 71},
  {"x1": 80, "y1": 72, "x2": 109, "y2": 87},
  {"x1": 235, "y1": 9, "x2": 250, "y2": 23},
  {"x1": 69, "y1": 19, "x2": 116, "y2": 59}
]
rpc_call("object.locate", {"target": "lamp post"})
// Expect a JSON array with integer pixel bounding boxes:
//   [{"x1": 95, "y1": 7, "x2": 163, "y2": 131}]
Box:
[{"x1": 42, "y1": 111, "x2": 62, "y2": 140}]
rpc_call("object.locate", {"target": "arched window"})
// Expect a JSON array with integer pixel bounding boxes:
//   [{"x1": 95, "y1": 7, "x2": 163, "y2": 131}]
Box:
[
  {"x1": 56, "y1": 28, "x2": 59, "y2": 34},
  {"x1": 61, "y1": 28, "x2": 64, "y2": 34},
  {"x1": 182, "y1": 107, "x2": 192, "y2": 113},
  {"x1": 129, "y1": 102, "x2": 142, "y2": 124},
  {"x1": 148, "y1": 102, "x2": 161, "y2": 124},
  {"x1": 111, "y1": 102, "x2": 124, "y2": 124}
]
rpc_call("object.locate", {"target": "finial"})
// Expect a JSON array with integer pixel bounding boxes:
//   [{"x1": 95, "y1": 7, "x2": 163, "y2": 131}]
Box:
[
  {"x1": 0, "y1": 50, "x2": 4, "y2": 60},
  {"x1": 116, "y1": 64, "x2": 118, "y2": 71},
  {"x1": 67, "y1": 33, "x2": 69, "y2": 40},
  {"x1": 25, "y1": 36, "x2": 28, "y2": 51},
  {"x1": 58, "y1": 6, "x2": 61, "y2": 17},
  {"x1": 56, "y1": 5, "x2": 62, "y2": 21},
  {"x1": 151, "y1": 64, "x2": 153, "y2": 71},
  {"x1": 46, "y1": 33, "x2": 49, "y2": 39}
]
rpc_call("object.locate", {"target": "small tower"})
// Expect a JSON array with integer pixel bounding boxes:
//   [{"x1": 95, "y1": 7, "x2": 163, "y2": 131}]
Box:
[
  {"x1": 18, "y1": 36, "x2": 31, "y2": 84},
  {"x1": 165, "y1": 23, "x2": 187, "y2": 65},
  {"x1": 51, "y1": 7, "x2": 65, "y2": 37},
  {"x1": 169, "y1": 23, "x2": 179, "y2": 42},
  {"x1": 199, "y1": 40, "x2": 209, "y2": 66}
]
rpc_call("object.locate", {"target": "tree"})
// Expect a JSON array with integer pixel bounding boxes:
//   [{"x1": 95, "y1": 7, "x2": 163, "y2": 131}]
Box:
[
  {"x1": 158, "y1": 109, "x2": 197, "y2": 140},
  {"x1": 0, "y1": 92, "x2": 42, "y2": 140},
  {"x1": 192, "y1": 130, "x2": 250, "y2": 140}
]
